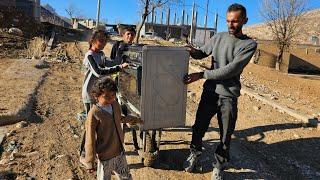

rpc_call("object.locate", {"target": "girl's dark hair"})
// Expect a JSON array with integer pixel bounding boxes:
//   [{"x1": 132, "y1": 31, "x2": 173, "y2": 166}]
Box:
[
  {"x1": 90, "y1": 76, "x2": 118, "y2": 100},
  {"x1": 89, "y1": 30, "x2": 110, "y2": 49}
]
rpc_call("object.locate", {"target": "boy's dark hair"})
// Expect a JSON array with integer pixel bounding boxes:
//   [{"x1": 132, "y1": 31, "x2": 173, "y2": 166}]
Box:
[
  {"x1": 122, "y1": 26, "x2": 136, "y2": 35},
  {"x1": 227, "y1": 3, "x2": 247, "y2": 18},
  {"x1": 90, "y1": 77, "x2": 118, "y2": 100},
  {"x1": 89, "y1": 30, "x2": 110, "y2": 49}
]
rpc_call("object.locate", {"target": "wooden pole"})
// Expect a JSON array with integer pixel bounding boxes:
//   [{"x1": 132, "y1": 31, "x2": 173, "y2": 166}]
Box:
[
  {"x1": 166, "y1": 8, "x2": 170, "y2": 40},
  {"x1": 190, "y1": 2, "x2": 195, "y2": 43},
  {"x1": 96, "y1": 0, "x2": 101, "y2": 27},
  {"x1": 214, "y1": 13, "x2": 218, "y2": 33},
  {"x1": 186, "y1": 14, "x2": 189, "y2": 25},
  {"x1": 161, "y1": 11, "x2": 163, "y2": 24},
  {"x1": 203, "y1": 0, "x2": 209, "y2": 43},
  {"x1": 182, "y1": 9, "x2": 185, "y2": 25},
  {"x1": 151, "y1": 7, "x2": 155, "y2": 24}
]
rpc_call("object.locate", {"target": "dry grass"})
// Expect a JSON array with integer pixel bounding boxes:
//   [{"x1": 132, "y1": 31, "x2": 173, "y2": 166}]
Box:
[{"x1": 26, "y1": 37, "x2": 46, "y2": 59}]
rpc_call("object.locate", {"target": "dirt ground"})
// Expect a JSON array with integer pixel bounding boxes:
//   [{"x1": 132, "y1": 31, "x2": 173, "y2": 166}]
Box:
[
  {"x1": 0, "y1": 33, "x2": 319, "y2": 179},
  {"x1": 242, "y1": 63, "x2": 320, "y2": 116},
  {"x1": 0, "y1": 58, "x2": 48, "y2": 126}
]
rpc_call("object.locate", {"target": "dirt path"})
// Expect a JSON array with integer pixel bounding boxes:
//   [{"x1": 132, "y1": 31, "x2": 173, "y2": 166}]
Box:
[
  {"x1": 0, "y1": 41, "x2": 319, "y2": 179},
  {"x1": 0, "y1": 58, "x2": 48, "y2": 126},
  {"x1": 0, "y1": 41, "x2": 93, "y2": 179}
]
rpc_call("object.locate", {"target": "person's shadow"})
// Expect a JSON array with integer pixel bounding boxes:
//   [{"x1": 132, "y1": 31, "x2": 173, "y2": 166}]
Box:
[
  {"x1": 133, "y1": 123, "x2": 320, "y2": 179},
  {"x1": 0, "y1": 171, "x2": 19, "y2": 180}
]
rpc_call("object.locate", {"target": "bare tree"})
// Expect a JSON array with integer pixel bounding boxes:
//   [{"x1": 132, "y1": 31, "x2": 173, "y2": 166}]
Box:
[
  {"x1": 260, "y1": 0, "x2": 306, "y2": 70},
  {"x1": 135, "y1": 0, "x2": 180, "y2": 43},
  {"x1": 65, "y1": 3, "x2": 85, "y2": 20},
  {"x1": 65, "y1": 4, "x2": 77, "y2": 19}
]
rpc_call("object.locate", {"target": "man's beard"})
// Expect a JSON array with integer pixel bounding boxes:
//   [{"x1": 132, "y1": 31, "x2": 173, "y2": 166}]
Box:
[{"x1": 228, "y1": 26, "x2": 242, "y2": 35}]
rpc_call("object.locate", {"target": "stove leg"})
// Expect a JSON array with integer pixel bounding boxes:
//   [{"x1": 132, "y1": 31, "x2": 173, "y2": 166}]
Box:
[{"x1": 157, "y1": 129, "x2": 162, "y2": 150}]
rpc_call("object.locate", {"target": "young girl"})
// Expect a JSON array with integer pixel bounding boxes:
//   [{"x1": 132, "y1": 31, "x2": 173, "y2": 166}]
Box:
[
  {"x1": 80, "y1": 30, "x2": 129, "y2": 158},
  {"x1": 80, "y1": 77, "x2": 142, "y2": 180},
  {"x1": 82, "y1": 29, "x2": 128, "y2": 115}
]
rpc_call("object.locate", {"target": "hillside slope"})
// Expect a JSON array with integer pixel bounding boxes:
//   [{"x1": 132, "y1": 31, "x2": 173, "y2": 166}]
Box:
[{"x1": 243, "y1": 9, "x2": 320, "y2": 44}]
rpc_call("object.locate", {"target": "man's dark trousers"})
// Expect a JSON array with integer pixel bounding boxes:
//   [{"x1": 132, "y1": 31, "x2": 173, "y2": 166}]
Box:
[{"x1": 191, "y1": 80, "x2": 238, "y2": 170}]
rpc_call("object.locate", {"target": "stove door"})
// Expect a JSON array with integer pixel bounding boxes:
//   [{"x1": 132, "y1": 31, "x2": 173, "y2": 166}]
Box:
[
  {"x1": 118, "y1": 65, "x2": 142, "y2": 113},
  {"x1": 141, "y1": 46, "x2": 189, "y2": 130}
]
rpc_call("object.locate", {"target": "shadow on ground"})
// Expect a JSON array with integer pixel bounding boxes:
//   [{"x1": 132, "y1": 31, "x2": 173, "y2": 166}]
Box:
[{"x1": 129, "y1": 122, "x2": 320, "y2": 179}]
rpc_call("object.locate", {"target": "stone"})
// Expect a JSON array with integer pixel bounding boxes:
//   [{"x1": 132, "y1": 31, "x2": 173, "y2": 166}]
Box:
[
  {"x1": 6, "y1": 140, "x2": 18, "y2": 152},
  {"x1": 56, "y1": 154, "x2": 66, "y2": 159},
  {"x1": 0, "y1": 158, "x2": 10, "y2": 166},
  {"x1": 253, "y1": 106, "x2": 261, "y2": 111},
  {"x1": 6, "y1": 130, "x2": 16, "y2": 137},
  {"x1": 35, "y1": 59, "x2": 50, "y2": 69},
  {"x1": 73, "y1": 134, "x2": 79, "y2": 138},
  {"x1": 169, "y1": 38, "x2": 178, "y2": 42},
  {"x1": 308, "y1": 118, "x2": 319, "y2": 128},
  {"x1": 25, "y1": 151, "x2": 39, "y2": 158},
  {"x1": 293, "y1": 134, "x2": 299, "y2": 138},
  {"x1": 271, "y1": 96, "x2": 278, "y2": 100},
  {"x1": 0, "y1": 128, "x2": 7, "y2": 145},
  {"x1": 56, "y1": 54, "x2": 69, "y2": 62},
  {"x1": 12, "y1": 152, "x2": 26, "y2": 158},
  {"x1": 16, "y1": 121, "x2": 28, "y2": 128},
  {"x1": 187, "y1": 91, "x2": 196, "y2": 98},
  {"x1": 8, "y1": 27, "x2": 23, "y2": 36},
  {"x1": 8, "y1": 161, "x2": 18, "y2": 166}
]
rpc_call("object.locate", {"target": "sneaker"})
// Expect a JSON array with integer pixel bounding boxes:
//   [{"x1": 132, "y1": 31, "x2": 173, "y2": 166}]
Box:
[
  {"x1": 183, "y1": 148, "x2": 202, "y2": 172},
  {"x1": 211, "y1": 167, "x2": 222, "y2": 180}
]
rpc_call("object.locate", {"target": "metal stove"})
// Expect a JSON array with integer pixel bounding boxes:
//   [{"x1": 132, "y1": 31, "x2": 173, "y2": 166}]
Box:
[{"x1": 118, "y1": 44, "x2": 189, "y2": 130}]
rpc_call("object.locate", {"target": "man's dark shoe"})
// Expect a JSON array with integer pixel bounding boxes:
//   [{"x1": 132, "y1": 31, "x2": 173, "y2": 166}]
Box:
[{"x1": 183, "y1": 148, "x2": 202, "y2": 172}]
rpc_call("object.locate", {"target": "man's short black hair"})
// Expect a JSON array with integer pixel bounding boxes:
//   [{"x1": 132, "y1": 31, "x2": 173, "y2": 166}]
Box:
[
  {"x1": 227, "y1": 3, "x2": 247, "y2": 18},
  {"x1": 123, "y1": 26, "x2": 136, "y2": 34}
]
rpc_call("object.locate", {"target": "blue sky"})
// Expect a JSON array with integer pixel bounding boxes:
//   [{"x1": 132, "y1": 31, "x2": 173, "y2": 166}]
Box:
[{"x1": 41, "y1": 0, "x2": 320, "y2": 32}]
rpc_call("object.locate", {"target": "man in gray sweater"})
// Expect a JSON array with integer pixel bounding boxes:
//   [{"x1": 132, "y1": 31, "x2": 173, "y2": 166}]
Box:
[{"x1": 183, "y1": 4, "x2": 257, "y2": 179}]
